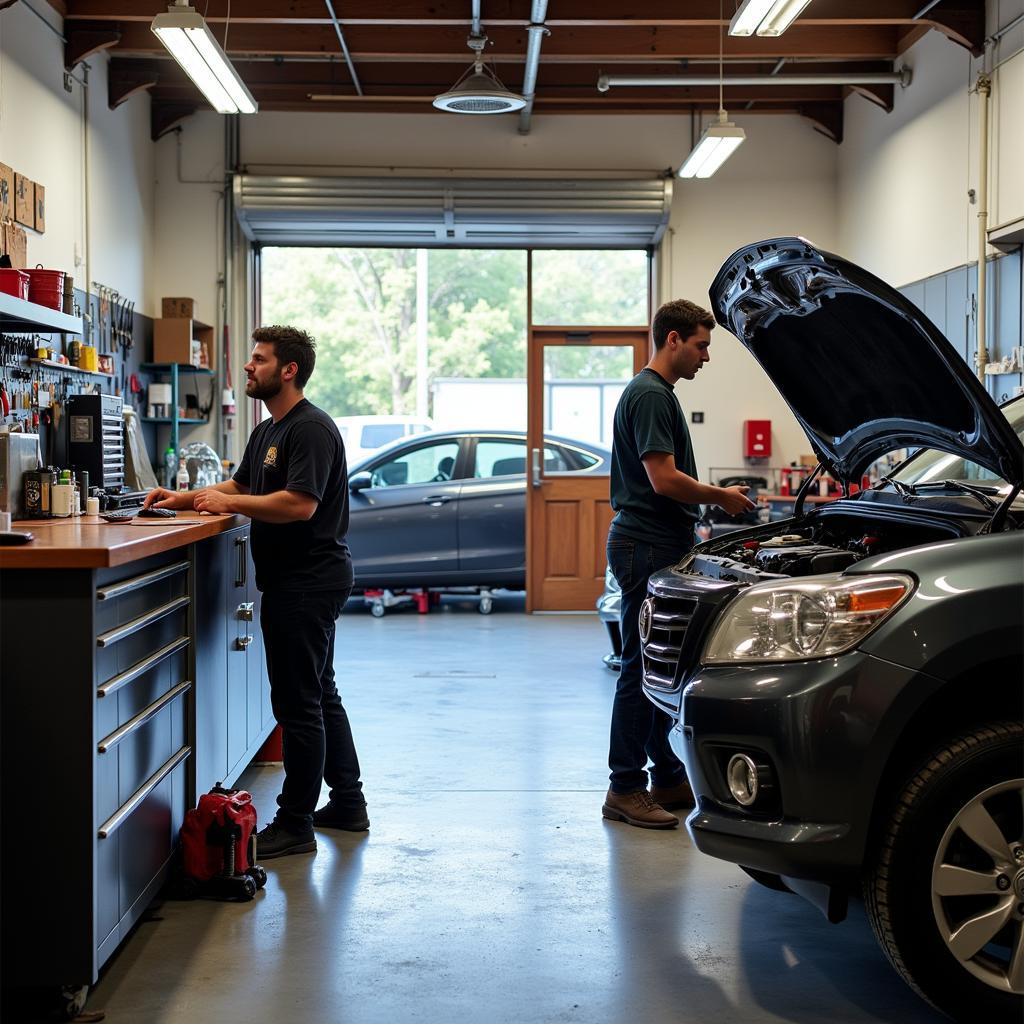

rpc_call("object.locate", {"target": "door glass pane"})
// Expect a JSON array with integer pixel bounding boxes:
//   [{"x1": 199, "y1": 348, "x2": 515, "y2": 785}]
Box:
[
  {"x1": 544, "y1": 346, "x2": 634, "y2": 453},
  {"x1": 370, "y1": 441, "x2": 460, "y2": 488},
  {"x1": 531, "y1": 250, "x2": 648, "y2": 326}
]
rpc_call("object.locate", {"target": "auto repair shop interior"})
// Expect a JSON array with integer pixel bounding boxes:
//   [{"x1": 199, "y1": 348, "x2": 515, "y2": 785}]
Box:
[{"x1": 0, "y1": 2, "x2": 1022, "y2": 1023}]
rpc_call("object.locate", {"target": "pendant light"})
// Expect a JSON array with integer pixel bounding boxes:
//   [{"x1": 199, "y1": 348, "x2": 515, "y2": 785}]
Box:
[
  {"x1": 678, "y1": 2, "x2": 744, "y2": 178},
  {"x1": 729, "y1": 0, "x2": 814, "y2": 38},
  {"x1": 433, "y1": 33, "x2": 526, "y2": 114},
  {"x1": 151, "y1": 1, "x2": 257, "y2": 115}
]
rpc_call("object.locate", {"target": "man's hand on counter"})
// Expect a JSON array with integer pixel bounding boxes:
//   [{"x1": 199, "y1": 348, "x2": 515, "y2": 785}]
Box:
[
  {"x1": 144, "y1": 487, "x2": 196, "y2": 511},
  {"x1": 193, "y1": 489, "x2": 235, "y2": 515}
]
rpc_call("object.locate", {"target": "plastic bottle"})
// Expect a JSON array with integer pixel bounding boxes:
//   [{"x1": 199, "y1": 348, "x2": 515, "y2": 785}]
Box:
[
  {"x1": 176, "y1": 453, "x2": 190, "y2": 492},
  {"x1": 164, "y1": 445, "x2": 178, "y2": 489}
]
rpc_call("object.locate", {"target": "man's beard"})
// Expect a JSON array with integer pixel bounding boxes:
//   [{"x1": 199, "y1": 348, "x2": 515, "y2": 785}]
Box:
[{"x1": 246, "y1": 371, "x2": 283, "y2": 400}]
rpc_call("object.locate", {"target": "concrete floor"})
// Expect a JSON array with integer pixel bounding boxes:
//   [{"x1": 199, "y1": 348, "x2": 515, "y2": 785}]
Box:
[{"x1": 86, "y1": 594, "x2": 943, "y2": 1024}]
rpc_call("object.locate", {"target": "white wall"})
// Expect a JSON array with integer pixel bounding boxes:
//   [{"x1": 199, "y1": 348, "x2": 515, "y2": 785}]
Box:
[
  {"x1": 0, "y1": 2, "x2": 154, "y2": 311},
  {"x1": 152, "y1": 107, "x2": 837, "y2": 476},
  {"x1": 838, "y1": 1, "x2": 1024, "y2": 283}
]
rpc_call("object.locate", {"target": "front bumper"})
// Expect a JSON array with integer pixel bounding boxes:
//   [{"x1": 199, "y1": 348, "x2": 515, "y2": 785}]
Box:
[{"x1": 656, "y1": 650, "x2": 923, "y2": 883}]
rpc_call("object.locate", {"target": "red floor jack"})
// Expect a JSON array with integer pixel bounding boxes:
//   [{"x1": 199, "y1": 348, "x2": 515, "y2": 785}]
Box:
[{"x1": 178, "y1": 787, "x2": 268, "y2": 901}]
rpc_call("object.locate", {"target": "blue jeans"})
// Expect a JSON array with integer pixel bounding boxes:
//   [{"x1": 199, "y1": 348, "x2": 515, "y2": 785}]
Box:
[
  {"x1": 606, "y1": 534, "x2": 692, "y2": 794},
  {"x1": 260, "y1": 588, "x2": 365, "y2": 831}
]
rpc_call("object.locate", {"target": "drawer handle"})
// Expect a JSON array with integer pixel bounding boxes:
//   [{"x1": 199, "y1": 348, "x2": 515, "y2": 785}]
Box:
[
  {"x1": 97, "y1": 745, "x2": 191, "y2": 839},
  {"x1": 97, "y1": 636, "x2": 190, "y2": 698},
  {"x1": 238, "y1": 602, "x2": 254, "y2": 621},
  {"x1": 96, "y1": 560, "x2": 190, "y2": 601},
  {"x1": 96, "y1": 596, "x2": 190, "y2": 647},
  {"x1": 97, "y1": 680, "x2": 192, "y2": 753},
  {"x1": 236, "y1": 635, "x2": 253, "y2": 650}
]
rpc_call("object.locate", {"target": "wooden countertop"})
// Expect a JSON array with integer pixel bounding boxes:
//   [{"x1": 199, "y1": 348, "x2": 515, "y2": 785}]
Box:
[{"x1": 0, "y1": 512, "x2": 249, "y2": 569}]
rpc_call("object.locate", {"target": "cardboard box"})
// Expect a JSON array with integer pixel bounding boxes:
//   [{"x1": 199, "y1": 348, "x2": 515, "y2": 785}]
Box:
[
  {"x1": 0, "y1": 164, "x2": 13, "y2": 222},
  {"x1": 799, "y1": 454, "x2": 817, "y2": 468},
  {"x1": 153, "y1": 317, "x2": 215, "y2": 369},
  {"x1": 2, "y1": 222, "x2": 27, "y2": 268},
  {"x1": 14, "y1": 174, "x2": 33, "y2": 228},
  {"x1": 161, "y1": 296, "x2": 195, "y2": 319},
  {"x1": 34, "y1": 183, "x2": 45, "y2": 233}
]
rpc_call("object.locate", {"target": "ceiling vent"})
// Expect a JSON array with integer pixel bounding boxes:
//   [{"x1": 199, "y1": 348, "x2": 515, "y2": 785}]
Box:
[{"x1": 433, "y1": 34, "x2": 526, "y2": 115}]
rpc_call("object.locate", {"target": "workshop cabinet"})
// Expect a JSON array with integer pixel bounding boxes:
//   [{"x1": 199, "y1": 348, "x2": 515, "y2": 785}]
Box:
[{"x1": 193, "y1": 526, "x2": 272, "y2": 795}]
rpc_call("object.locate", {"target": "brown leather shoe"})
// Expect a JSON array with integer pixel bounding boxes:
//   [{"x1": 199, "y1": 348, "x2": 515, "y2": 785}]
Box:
[
  {"x1": 650, "y1": 779, "x2": 696, "y2": 811},
  {"x1": 602, "y1": 788, "x2": 679, "y2": 829}
]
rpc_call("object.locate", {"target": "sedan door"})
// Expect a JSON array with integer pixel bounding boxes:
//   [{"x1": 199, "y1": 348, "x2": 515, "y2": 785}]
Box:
[
  {"x1": 347, "y1": 438, "x2": 464, "y2": 586},
  {"x1": 457, "y1": 437, "x2": 529, "y2": 578}
]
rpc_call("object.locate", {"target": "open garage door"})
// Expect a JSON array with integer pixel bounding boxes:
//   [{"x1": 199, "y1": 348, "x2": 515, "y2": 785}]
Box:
[{"x1": 234, "y1": 175, "x2": 671, "y2": 249}]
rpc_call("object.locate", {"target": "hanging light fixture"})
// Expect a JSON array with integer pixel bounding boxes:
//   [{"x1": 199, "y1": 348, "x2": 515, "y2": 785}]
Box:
[
  {"x1": 433, "y1": 33, "x2": 526, "y2": 114},
  {"x1": 679, "y1": 2, "x2": 744, "y2": 178},
  {"x1": 151, "y1": 1, "x2": 257, "y2": 114},
  {"x1": 729, "y1": 0, "x2": 813, "y2": 38}
]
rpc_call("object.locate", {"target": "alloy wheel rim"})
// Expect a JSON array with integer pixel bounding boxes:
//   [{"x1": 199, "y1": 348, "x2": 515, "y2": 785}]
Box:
[{"x1": 931, "y1": 778, "x2": 1024, "y2": 994}]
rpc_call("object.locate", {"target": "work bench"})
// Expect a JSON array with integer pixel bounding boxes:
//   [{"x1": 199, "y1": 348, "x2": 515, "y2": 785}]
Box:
[{"x1": 0, "y1": 513, "x2": 275, "y2": 994}]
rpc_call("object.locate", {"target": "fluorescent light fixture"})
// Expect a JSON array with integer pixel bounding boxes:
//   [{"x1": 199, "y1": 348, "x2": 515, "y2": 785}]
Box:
[
  {"x1": 151, "y1": 2, "x2": 257, "y2": 114},
  {"x1": 677, "y1": 113, "x2": 745, "y2": 178},
  {"x1": 729, "y1": 0, "x2": 813, "y2": 37}
]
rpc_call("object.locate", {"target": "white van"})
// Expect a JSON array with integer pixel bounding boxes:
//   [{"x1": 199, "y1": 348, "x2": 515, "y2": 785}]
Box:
[{"x1": 333, "y1": 415, "x2": 434, "y2": 467}]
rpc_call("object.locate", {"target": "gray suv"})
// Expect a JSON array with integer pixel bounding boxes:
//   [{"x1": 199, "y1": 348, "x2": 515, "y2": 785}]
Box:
[{"x1": 640, "y1": 238, "x2": 1023, "y2": 1023}]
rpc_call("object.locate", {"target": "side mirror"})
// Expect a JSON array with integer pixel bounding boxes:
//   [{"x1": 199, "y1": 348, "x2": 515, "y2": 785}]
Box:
[{"x1": 349, "y1": 471, "x2": 373, "y2": 494}]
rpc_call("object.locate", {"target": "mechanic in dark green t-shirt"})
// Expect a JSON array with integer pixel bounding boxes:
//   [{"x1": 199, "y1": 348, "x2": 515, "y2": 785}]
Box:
[{"x1": 602, "y1": 299, "x2": 756, "y2": 830}]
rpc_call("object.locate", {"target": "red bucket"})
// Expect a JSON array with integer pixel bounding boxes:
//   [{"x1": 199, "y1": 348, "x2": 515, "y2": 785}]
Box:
[
  {"x1": 27, "y1": 267, "x2": 66, "y2": 310},
  {"x1": 0, "y1": 268, "x2": 30, "y2": 300}
]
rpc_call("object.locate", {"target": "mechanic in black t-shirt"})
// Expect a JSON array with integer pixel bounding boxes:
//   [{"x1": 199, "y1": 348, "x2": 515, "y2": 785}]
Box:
[
  {"x1": 602, "y1": 300, "x2": 755, "y2": 830},
  {"x1": 145, "y1": 325, "x2": 368, "y2": 858}
]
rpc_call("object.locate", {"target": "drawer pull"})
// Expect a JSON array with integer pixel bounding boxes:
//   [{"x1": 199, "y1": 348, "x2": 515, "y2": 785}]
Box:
[
  {"x1": 238, "y1": 602, "x2": 254, "y2": 621},
  {"x1": 236, "y1": 635, "x2": 253, "y2": 650},
  {"x1": 96, "y1": 560, "x2": 189, "y2": 601},
  {"x1": 97, "y1": 680, "x2": 192, "y2": 753},
  {"x1": 97, "y1": 745, "x2": 191, "y2": 839},
  {"x1": 96, "y1": 596, "x2": 190, "y2": 647},
  {"x1": 97, "y1": 636, "x2": 191, "y2": 698}
]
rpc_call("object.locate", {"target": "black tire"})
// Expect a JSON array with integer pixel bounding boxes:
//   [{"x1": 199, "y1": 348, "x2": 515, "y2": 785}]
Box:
[
  {"x1": 248, "y1": 865, "x2": 268, "y2": 889},
  {"x1": 864, "y1": 722, "x2": 1024, "y2": 1024}
]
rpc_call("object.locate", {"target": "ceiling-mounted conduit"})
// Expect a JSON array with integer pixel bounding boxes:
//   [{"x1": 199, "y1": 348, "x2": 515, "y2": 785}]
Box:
[
  {"x1": 518, "y1": 1, "x2": 549, "y2": 135},
  {"x1": 598, "y1": 70, "x2": 912, "y2": 91},
  {"x1": 324, "y1": 0, "x2": 363, "y2": 97}
]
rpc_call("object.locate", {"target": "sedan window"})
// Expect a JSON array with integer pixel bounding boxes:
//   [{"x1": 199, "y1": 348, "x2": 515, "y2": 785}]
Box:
[
  {"x1": 476, "y1": 440, "x2": 527, "y2": 477},
  {"x1": 370, "y1": 441, "x2": 460, "y2": 488}
]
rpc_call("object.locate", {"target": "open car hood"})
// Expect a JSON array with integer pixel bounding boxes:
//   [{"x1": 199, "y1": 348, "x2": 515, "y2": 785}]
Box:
[{"x1": 710, "y1": 238, "x2": 1024, "y2": 488}]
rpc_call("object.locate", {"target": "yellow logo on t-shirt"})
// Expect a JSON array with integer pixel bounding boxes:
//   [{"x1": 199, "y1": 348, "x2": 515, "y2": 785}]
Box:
[{"x1": 264, "y1": 445, "x2": 278, "y2": 467}]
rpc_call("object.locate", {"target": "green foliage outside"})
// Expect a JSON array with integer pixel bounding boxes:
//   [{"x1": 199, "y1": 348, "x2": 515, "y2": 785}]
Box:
[{"x1": 260, "y1": 246, "x2": 648, "y2": 417}]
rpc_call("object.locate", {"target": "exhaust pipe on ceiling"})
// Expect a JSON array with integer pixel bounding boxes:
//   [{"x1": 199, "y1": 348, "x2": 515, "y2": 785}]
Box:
[
  {"x1": 518, "y1": 1, "x2": 550, "y2": 135},
  {"x1": 598, "y1": 69, "x2": 913, "y2": 91}
]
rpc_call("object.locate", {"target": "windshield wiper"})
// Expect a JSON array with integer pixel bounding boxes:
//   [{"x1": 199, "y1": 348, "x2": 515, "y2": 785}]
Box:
[
  {"x1": 879, "y1": 473, "x2": 916, "y2": 500},
  {"x1": 911, "y1": 479, "x2": 999, "y2": 510}
]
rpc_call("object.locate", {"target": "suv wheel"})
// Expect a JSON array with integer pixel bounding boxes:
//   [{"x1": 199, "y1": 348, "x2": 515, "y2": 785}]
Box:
[{"x1": 865, "y1": 722, "x2": 1024, "y2": 1023}]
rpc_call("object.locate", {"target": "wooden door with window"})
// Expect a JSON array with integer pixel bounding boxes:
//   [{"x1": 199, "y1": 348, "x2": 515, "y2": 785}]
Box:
[{"x1": 526, "y1": 326, "x2": 649, "y2": 611}]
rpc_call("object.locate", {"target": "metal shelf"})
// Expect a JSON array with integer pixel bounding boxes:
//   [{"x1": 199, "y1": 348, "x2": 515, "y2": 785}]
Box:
[
  {"x1": 142, "y1": 417, "x2": 208, "y2": 424},
  {"x1": 29, "y1": 358, "x2": 114, "y2": 379},
  {"x1": 0, "y1": 291, "x2": 84, "y2": 335},
  {"x1": 141, "y1": 363, "x2": 214, "y2": 375}
]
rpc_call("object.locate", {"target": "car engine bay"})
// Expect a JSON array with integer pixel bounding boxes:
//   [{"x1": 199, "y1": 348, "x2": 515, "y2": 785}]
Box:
[{"x1": 682, "y1": 512, "x2": 964, "y2": 586}]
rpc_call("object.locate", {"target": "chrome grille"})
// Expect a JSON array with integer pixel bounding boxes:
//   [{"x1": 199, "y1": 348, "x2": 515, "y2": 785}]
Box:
[{"x1": 642, "y1": 595, "x2": 697, "y2": 690}]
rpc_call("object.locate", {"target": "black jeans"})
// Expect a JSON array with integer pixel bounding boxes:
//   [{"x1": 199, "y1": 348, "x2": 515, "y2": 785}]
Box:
[
  {"x1": 606, "y1": 533, "x2": 692, "y2": 794},
  {"x1": 260, "y1": 588, "x2": 364, "y2": 832}
]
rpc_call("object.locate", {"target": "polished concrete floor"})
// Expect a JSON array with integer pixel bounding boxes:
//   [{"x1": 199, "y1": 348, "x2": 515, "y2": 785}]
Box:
[{"x1": 86, "y1": 594, "x2": 942, "y2": 1024}]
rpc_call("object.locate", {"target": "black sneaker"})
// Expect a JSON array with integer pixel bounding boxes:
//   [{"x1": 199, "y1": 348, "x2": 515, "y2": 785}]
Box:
[
  {"x1": 255, "y1": 821, "x2": 317, "y2": 859},
  {"x1": 313, "y1": 801, "x2": 370, "y2": 832}
]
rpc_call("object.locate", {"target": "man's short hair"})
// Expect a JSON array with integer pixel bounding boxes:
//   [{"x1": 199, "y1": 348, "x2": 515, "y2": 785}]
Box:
[
  {"x1": 252, "y1": 325, "x2": 316, "y2": 388},
  {"x1": 652, "y1": 300, "x2": 715, "y2": 350}
]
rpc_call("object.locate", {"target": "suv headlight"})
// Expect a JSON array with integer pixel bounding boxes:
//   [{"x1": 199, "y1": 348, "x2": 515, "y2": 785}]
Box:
[{"x1": 702, "y1": 573, "x2": 914, "y2": 664}]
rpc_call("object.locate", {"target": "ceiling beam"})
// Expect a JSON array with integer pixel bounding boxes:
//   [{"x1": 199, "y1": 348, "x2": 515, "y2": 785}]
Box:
[
  {"x1": 60, "y1": 1, "x2": 969, "y2": 28},
  {"x1": 102, "y1": 23, "x2": 901, "y2": 61},
  {"x1": 65, "y1": 25, "x2": 120, "y2": 69},
  {"x1": 109, "y1": 63, "x2": 158, "y2": 108},
  {"x1": 151, "y1": 102, "x2": 197, "y2": 141}
]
